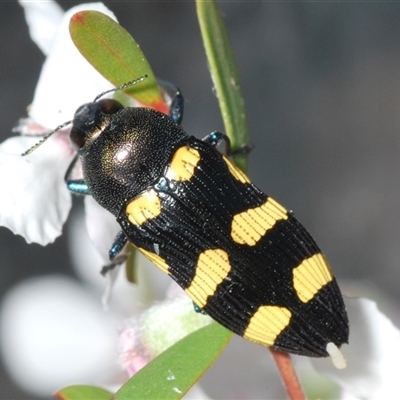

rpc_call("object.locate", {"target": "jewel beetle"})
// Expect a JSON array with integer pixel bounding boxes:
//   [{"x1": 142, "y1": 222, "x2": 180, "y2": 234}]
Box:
[{"x1": 24, "y1": 76, "x2": 349, "y2": 366}]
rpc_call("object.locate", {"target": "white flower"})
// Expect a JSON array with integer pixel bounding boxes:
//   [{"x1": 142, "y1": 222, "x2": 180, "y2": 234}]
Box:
[
  {"x1": 0, "y1": 1, "x2": 118, "y2": 251},
  {"x1": 22, "y1": 1, "x2": 116, "y2": 128},
  {"x1": 118, "y1": 287, "x2": 213, "y2": 376},
  {"x1": 0, "y1": 275, "x2": 121, "y2": 396},
  {"x1": 0, "y1": 204, "x2": 168, "y2": 397},
  {"x1": 0, "y1": 133, "x2": 72, "y2": 245},
  {"x1": 0, "y1": 1, "x2": 129, "y2": 394}
]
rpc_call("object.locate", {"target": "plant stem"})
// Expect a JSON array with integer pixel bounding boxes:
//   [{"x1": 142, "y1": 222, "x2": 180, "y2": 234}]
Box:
[
  {"x1": 270, "y1": 349, "x2": 305, "y2": 400},
  {"x1": 196, "y1": 0, "x2": 249, "y2": 172}
]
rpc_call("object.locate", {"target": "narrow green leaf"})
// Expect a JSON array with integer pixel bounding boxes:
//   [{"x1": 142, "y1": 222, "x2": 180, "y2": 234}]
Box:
[
  {"x1": 54, "y1": 385, "x2": 113, "y2": 400},
  {"x1": 69, "y1": 10, "x2": 168, "y2": 114},
  {"x1": 113, "y1": 323, "x2": 232, "y2": 400},
  {"x1": 196, "y1": 0, "x2": 249, "y2": 172}
]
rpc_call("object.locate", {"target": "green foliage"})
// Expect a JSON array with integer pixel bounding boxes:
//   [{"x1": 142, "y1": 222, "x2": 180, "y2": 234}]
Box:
[
  {"x1": 54, "y1": 385, "x2": 113, "y2": 400},
  {"x1": 113, "y1": 323, "x2": 232, "y2": 400},
  {"x1": 196, "y1": 0, "x2": 249, "y2": 172},
  {"x1": 69, "y1": 10, "x2": 167, "y2": 114}
]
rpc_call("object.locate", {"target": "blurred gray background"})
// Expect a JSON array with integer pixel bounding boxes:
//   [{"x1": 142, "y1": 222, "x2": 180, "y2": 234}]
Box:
[{"x1": 2, "y1": 1, "x2": 400, "y2": 398}]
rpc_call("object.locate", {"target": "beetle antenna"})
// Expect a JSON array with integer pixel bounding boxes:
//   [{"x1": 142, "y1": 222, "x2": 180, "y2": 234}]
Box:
[
  {"x1": 21, "y1": 119, "x2": 72, "y2": 156},
  {"x1": 93, "y1": 74, "x2": 148, "y2": 102},
  {"x1": 22, "y1": 75, "x2": 147, "y2": 156}
]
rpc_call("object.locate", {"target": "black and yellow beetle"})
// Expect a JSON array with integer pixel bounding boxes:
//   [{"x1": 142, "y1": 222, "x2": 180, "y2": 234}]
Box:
[{"x1": 26, "y1": 77, "x2": 349, "y2": 366}]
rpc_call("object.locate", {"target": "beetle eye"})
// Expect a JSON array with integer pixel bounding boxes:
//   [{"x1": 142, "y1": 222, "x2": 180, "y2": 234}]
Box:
[
  {"x1": 98, "y1": 99, "x2": 124, "y2": 114},
  {"x1": 70, "y1": 126, "x2": 86, "y2": 151}
]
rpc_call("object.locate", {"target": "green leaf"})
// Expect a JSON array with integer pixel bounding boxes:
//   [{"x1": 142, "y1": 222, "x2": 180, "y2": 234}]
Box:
[
  {"x1": 113, "y1": 323, "x2": 232, "y2": 400},
  {"x1": 54, "y1": 385, "x2": 113, "y2": 400},
  {"x1": 196, "y1": 0, "x2": 249, "y2": 172},
  {"x1": 69, "y1": 10, "x2": 168, "y2": 114}
]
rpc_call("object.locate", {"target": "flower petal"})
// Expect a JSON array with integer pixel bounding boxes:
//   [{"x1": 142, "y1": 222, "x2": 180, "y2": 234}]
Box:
[
  {"x1": 0, "y1": 135, "x2": 72, "y2": 245},
  {"x1": 0, "y1": 275, "x2": 120, "y2": 397},
  {"x1": 29, "y1": 3, "x2": 117, "y2": 129},
  {"x1": 119, "y1": 297, "x2": 213, "y2": 376},
  {"x1": 18, "y1": 0, "x2": 64, "y2": 55},
  {"x1": 84, "y1": 195, "x2": 121, "y2": 264},
  {"x1": 68, "y1": 197, "x2": 174, "y2": 312},
  {"x1": 310, "y1": 297, "x2": 400, "y2": 399}
]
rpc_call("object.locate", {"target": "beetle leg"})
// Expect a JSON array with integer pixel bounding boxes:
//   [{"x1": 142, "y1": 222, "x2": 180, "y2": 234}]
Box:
[
  {"x1": 109, "y1": 230, "x2": 128, "y2": 261},
  {"x1": 202, "y1": 131, "x2": 232, "y2": 154},
  {"x1": 202, "y1": 131, "x2": 253, "y2": 156},
  {"x1": 101, "y1": 231, "x2": 128, "y2": 275},
  {"x1": 193, "y1": 302, "x2": 207, "y2": 315},
  {"x1": 65, "y1": 154, "x2": 91, "y2": 195},
  {"x1": 169, "y1": 89, "x2": 184, "y2": 125},
  {"x1": 158, "y1": 79, "x2": 184, "y2": 125},
  {"x1": 66, "y1": 180, "x2": 90, "y2": 195},
  {"x1": 230, "y1": 143, "x2": 254, "y2": 157},
  {"x1": 203, "y1": 131, "x2": 229, "y2": 147}
]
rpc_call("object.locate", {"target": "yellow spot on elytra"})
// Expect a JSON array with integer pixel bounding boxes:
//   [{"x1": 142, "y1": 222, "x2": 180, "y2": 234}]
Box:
[
  {"x1": 165, "y1": 146, "x2": 201, "y2": 181},
  {"x1": 138, "y1": 247, "x2": 169, "y2": 274},
  {"x1": 231, "y1": 197, "x2": 288, "y2": 246},
  {"x1": 293, "y1": 253, "x2": 333, "y2": 303},
  {"x1": 244, "y1": 305, "x2": 292, "y2": 346},
  {"x1": 126, "y1": 189, "x2": 161, "y2": 226},
  {"x1": 223, "y1": 155, "x2": 250, "y2": 184},
  {"x1": 185, "y1": 249, "x2": 231, "y2": 308}
]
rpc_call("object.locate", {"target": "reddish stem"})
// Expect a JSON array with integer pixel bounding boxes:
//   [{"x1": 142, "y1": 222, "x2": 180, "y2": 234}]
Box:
[{"x1": 270, "y1": 349, "x2": 305, "y2": 400}]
